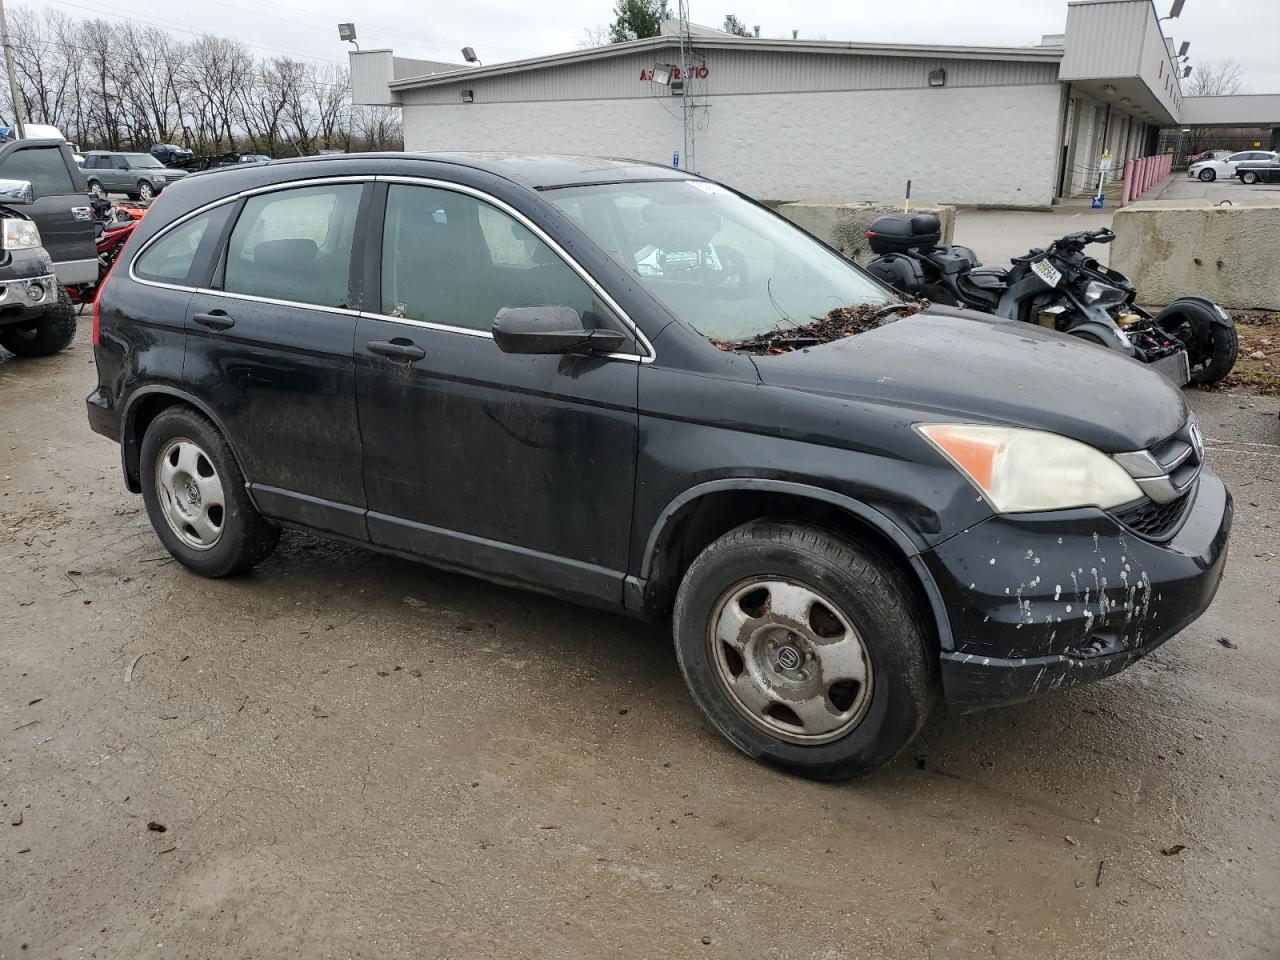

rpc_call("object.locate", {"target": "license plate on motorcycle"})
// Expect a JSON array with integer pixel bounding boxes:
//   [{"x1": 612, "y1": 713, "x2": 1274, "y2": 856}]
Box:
[
  {"x1": 1151, "y1": 349, "x2": 1191, "y2": 387},
  {"x1": 1030, "y1": 258, "x2": 1062, "y2": 288}
]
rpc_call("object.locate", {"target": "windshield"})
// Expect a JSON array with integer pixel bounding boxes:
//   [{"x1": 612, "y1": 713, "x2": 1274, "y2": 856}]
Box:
[
  {"x1": 127, "y1": 154, "x2": 164, "y2": 168},
  {"x1": 548, "y1": 179, "x2": 895, "y2": 342}
]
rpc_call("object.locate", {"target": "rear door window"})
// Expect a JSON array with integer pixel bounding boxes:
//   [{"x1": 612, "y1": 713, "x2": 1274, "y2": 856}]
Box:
[
  {"x1": 223, "y1": 184, "x2": 362, "y2": 308},
  {"x1": 0, "y1": 146, "x2": 74, "y2": 197}
]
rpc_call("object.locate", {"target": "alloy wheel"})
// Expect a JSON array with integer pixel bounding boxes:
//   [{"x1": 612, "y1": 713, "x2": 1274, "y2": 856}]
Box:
[
  {"x1": 708, "y1": 578, "x2": 874, "y2": 745},
  {"x1": 154, "y1": 437, "x2": 226, "y2": 551},
  {"x1": 139, "y1": 182, "x2": 154, "y2": 200}
]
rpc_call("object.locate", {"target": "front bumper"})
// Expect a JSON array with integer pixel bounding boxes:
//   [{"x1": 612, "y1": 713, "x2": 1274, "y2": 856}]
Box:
[
  {"x1": 0, "y1": 271, "x2": 59, "y2": 326},
  {"x1": 924, "y1": 468, "x2": 1232, "y2": 709}
]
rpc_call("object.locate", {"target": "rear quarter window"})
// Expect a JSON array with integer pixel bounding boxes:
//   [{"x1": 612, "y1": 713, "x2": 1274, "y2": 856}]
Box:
[{"x1": 134, "y1": 206, "x2": 231, "y2": 285}]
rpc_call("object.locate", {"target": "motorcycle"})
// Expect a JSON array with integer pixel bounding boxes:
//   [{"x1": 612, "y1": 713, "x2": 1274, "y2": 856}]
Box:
[
  {"x1": 863, "y1": 213, "x2": 1238, "y2": 386},
  {"x1": 65, "y1": 197, "x2": 142, "y2": 306}
]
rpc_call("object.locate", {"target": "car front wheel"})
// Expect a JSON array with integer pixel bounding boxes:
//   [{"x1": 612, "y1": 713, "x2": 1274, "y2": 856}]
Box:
[
  {"x1": 140, "y1": 406, "x2": 280, "y2": 577},
  {"x1": 672, "y1": 521, "x2": 936, "y2": 780},
  {"x1": 0, "y1": 289, "x2": 78, "y2": 357},
  {"x1": 1198, "y1": 168, "x2": 1216, "y2": 182},
  {"x1": 137, "y1": 180, "x2": 155, "y2": 200}
]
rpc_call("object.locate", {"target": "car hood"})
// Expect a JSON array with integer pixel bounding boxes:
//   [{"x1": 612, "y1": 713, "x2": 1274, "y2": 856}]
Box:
[{"x1": 750, "y1": 308, "x2": 1187, "y2": 453}]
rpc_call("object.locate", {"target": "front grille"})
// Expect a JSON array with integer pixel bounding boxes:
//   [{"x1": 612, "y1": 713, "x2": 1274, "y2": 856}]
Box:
[
  {"x1": 1112, "y1": 488, "x2": 1193, "y2": 541},
  {"x1": 1113, "y1": 417, "x2": 1205, "y2": 507}
]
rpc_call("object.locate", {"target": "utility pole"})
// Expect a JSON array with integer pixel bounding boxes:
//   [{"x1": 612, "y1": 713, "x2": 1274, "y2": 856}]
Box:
[{"x1": 0, "y1": 0, "x2": 26, "y2": 139}]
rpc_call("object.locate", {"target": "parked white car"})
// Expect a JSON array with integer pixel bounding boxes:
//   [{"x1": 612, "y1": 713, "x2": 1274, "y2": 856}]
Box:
[{"x1": 1188, "y1": 150, "x2": 1278, "y2": 182}]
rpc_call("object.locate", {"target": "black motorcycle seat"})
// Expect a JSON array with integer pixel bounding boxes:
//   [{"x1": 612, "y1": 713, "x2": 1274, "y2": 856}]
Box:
[{"x1": 963, "y1": 268, "x2": 1008, "y2": 291}]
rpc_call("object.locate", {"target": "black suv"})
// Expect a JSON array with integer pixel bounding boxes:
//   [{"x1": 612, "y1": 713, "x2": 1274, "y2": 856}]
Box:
[{"x1": 86, "y1": 154, "x2": 1231, "y2": 779}]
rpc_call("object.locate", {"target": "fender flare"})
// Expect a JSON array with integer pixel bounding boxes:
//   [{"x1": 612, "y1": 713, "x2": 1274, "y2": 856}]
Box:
[
  {"x1": 1065, "y1": 318, "x2": 1136, "y2": 355},
  {"x1": 1158, "y1": 296, "x2": 1233, "y2": 330},
  {"x1": 118, "y1": 385, "x2": 256, "y2": 503},
  {"x1": 636, "y1": 478, "x2": 956, "y2": 651}
]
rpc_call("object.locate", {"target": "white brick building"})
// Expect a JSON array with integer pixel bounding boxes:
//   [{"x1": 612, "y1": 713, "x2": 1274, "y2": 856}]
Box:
[{"x1": 349, "y1": 0, "x2": 1270, "y2": 208}]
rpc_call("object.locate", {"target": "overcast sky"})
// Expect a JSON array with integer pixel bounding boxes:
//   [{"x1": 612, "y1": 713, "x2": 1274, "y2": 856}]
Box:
[{"x1": 27, "y1": 0, "x2": 1280, "y2": 91}]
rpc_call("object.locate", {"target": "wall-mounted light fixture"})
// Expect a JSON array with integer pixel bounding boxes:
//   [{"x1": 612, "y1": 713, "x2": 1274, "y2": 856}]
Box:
[
  {"x1": 460, "y1": 89, "x2": 474, "y2": 102},
  {"x1": 462, "y1": 46, "x2": 481, "y2": 65},
  {"x1": 651, "y1": 63, "x2": 674, "y2": 85},
  {"x1": 1103, "y1": 84, "x2": 1117, "y2": 96},
  {"x1": 1183, "y1": 65, "x2": 1192, "y2": 78},
  {"x1": 338, "y1": 23, "x2": 358, "y2": 49},
  {"x1": 928, "y1": 68, "x2": 946, "y2": 87},
  {"x1": 1177, "y1": 40, "x2": 1190, "y2": 58}
]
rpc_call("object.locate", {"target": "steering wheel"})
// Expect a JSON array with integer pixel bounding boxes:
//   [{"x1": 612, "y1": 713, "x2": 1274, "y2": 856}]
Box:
[{"x1": 708, "y1": 246, "x2": 749, "y2": 292}]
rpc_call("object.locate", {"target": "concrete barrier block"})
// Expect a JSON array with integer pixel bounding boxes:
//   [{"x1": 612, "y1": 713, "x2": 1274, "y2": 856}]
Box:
[
  {"x1": 1112, "y1": 201, "x2": 1280, "y2": 310},
  {"x1": 775, "y1": 199, "x2": 956, "y2": 265}
]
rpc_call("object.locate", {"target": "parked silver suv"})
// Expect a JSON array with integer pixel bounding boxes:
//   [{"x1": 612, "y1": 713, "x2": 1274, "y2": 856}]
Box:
[{"x1": 82, "y1": 151, "x2": 188, "y2": 201}]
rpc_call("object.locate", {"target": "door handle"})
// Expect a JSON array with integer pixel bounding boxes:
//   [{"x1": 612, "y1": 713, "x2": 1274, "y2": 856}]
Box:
[
  {"x1": 367, "y1": 338, "x2": 425, "y2": 362},
  {"x1": 193, "y1": 310, "x2": 235, "y2": 331}
]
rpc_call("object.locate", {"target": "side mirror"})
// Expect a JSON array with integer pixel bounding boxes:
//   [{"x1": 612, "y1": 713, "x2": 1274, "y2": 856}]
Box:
[
  {"x1": 0, "y1": 179, "x2": 34, "y2": 205},
  {"x1": 492, "y1": 305, "x2": 627, "y2": 356}
]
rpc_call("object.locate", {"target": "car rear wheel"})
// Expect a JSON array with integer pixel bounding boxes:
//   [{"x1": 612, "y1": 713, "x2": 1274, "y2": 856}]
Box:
[
  {"x1": 1240, "y1": 170, "x2": 1259, "y2": 185},
  {"x1": 140, "y1": 406, "x2": 280, "y2": 577},
  {"x1": 672, "y1": 521, "x2": 936, "y2": 780},
  {"x1": 0, "y1": 288, "x2": 78, "y2": 357},
  {"x1": 1198, "y1": 168, "x2": 1216, "y2": 182},
  {"x1": 137, "y1": 181, "x2": 155, "y2": 201}
]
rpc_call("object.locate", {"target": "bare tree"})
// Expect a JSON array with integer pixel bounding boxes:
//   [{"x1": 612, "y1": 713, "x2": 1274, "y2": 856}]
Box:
[
  {"x1": 575, "y1": 25, "x2": 612, "y2": 49},
  {"x1": 2, "y1": 4, "x2": 399, "y2": 155},
  {"x1": 1185, "y1": 58, "x2": 1246, "y2": 97}
]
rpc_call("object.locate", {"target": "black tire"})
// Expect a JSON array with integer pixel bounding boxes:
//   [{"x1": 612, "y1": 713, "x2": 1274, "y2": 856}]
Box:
[
  {"x1": 87, "y1": 180, "x2": 104, "y2": 199},
  {"x1": 1067, "y1": 329, "x2": 1109, "y2": 348},
  {"x1": 672, "y1": 521, "x2": 936, "y2": 780},
  {"x1": 137, "y1": 180, "x2": 155, "y2": 201},
  {"x1": 1156, "y1": 300, "x2": 1239, "y2": 385},
  {"x1": 0, "y1": 288, "x2": 78, "y2": 357},
  {"x1": 1198, "y1": 168, "x2": 1216, "y2": 182},
  {"x1": 139, "y1": 406, "x2": 280, "y2": 577},
  {"x1": 1240, "y1": 171, "x2": 1259, "y2": 185}
]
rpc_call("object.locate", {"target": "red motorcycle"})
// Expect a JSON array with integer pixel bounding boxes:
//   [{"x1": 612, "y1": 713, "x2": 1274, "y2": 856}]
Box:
[{"x1": 65, "y1": 198, "x2": 145, "y2": 306}]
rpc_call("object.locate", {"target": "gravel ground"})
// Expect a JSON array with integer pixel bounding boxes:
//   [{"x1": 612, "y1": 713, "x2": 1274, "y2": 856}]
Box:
[{"x1": 2, "y1": 322, "x2": 1278, "y2": 960}]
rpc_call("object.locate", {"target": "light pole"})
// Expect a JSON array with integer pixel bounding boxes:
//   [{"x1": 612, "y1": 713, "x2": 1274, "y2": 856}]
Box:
[{"x1": 0, "y1": 0, "x2": 26, "y2": 139}]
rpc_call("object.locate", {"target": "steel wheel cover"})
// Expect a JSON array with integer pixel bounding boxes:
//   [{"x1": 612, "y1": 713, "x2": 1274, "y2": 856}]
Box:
[
  {"x1": 154, "y1": 436, "x2": 226, "y2": 551},
  {"x1": 707, "y1": 578, "x2": 874, "y2": 745}
]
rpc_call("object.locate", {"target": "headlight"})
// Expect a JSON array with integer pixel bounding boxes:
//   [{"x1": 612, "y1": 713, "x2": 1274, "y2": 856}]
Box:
[
  {"x1": 1, "y1": 218, "x2": 41, "y2": 250},
  {"x1": 916, "y1": 423, "x2": 1142, "y2": 513},
  {"x1": 1083, "y1": 281, "x2": 1106, "y2": 303}
]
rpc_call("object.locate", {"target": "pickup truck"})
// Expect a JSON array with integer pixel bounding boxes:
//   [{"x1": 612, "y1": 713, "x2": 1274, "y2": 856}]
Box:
[
  {"x1": 0, "y1": 140, "x2": 96, "y2": 285},
  {"x1": 0, "y1": 141, "x2": 96, "y2": 356},
  {"x1": 0, "y1": 178, "x2": 77, "y2": 356}
]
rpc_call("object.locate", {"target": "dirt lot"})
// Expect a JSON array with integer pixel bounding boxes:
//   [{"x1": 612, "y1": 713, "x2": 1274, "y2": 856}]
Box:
[{"x1": 2, "y1": 324, "x2": 1279, "y2": 960}]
